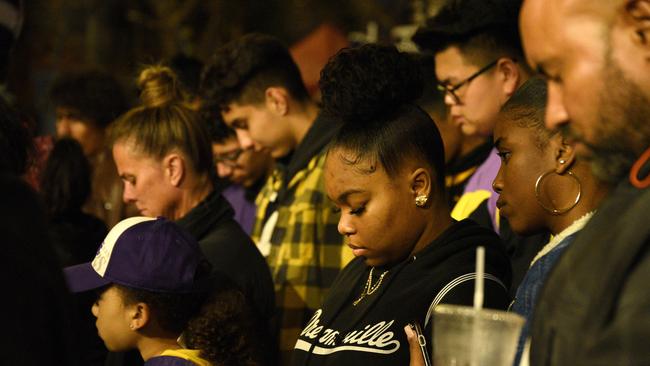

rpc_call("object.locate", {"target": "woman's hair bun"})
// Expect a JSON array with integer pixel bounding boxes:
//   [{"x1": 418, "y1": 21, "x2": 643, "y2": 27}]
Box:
[
  {"x1": 137, "y1": 65, "x2": 182, "y2": 108},
  {"x1": 319, "y1": 44, "x2": 423, "y2": 124}
]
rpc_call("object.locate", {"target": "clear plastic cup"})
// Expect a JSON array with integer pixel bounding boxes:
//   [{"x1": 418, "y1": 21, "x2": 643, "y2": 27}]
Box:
[{"x1": 432, "y1": 304, "x2": 525, "y2": 366}]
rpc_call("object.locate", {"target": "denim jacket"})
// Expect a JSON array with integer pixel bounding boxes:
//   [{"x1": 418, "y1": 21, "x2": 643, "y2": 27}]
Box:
[{"x1": 511, "y1": 232, "x2": 578, "y2": 365}]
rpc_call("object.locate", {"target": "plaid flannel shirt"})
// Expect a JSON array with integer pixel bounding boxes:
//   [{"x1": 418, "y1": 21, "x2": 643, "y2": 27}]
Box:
[{"x1": 252, "y1": 150, "x2": 352, "y2": 364}]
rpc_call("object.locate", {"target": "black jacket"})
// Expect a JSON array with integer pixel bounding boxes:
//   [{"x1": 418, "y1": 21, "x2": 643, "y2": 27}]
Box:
[
  {"x1": 530, "y1": 178, "x2": 650, "y2": 365},
  {"x1": 49, "y1": 210, "x2": 108, "y2": 366},
  {"x1": 176, "y1": 190, "x2": 275, "y2": 321},
  {"x1": 291, "y1": 219, "x2": 511, "y2": 366}
]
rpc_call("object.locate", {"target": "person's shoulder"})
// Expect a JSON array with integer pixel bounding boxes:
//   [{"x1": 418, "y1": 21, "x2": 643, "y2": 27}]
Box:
[{"x1": 440, "y1": 219, "x2": 502, "y2": 248}]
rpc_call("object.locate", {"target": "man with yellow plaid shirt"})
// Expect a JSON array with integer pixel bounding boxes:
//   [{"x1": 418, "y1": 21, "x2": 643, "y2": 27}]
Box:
[{"x1": 202, "y1": 33, "x2": 352, "y2": 365}]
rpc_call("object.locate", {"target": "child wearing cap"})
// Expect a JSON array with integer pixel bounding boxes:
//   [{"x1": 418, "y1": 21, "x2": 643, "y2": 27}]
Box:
[{"x1": 64, "y1": 216, "x2": 263, "y2": 366}]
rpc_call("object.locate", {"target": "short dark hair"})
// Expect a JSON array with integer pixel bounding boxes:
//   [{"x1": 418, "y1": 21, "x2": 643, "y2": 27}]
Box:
[
  {"x1": 205, "y1": 110, "x2": 236, "y2": 144},
  {"x1": 40, "y1": 138, "x2": 92, "y2": 215},
  {"x1": 413, "y1": 0, "x2": 524, "y2": 66},
  {"x1": 499, "y1": 77, "x2": 556, "y2": 149},
  {"x1": 117, "y1": 284, "x2": 206, "y2": 334},
  {"x1": 320, "y1": 44, "x2": 446, "y2": 194},
  {"x1": 412, "y1": 52, "x2": 447, "y2": 121},
  {"x1": 201, "y1": 33, "x2": 309, "y2": 110},
  {"x1": 50, "y1": 71, "x2": 129, "y2": 129}
]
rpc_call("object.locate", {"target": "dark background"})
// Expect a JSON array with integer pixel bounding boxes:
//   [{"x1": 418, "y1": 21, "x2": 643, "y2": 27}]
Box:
[{"x1": 7, "y1": 0, "x2": 447, "y2": 135}]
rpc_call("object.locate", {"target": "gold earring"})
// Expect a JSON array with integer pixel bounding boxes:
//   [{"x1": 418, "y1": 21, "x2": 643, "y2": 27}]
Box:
[
  {"x1": 130, "y1": 324, "x2": 135, "y2": 330},
  {"x1": 534, "y1": 169, "x2": 581, "y2": 215},
  {"x1": 415, "y1": 195, "x2": 428, "y2": 207}
]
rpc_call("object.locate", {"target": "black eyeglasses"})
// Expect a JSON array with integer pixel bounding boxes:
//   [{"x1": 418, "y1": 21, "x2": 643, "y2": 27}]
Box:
[
  {"x1": 437, "y1": 60, "x2": 499, "y2": 104},
  {"x1": 214, "y1": 148, "x2": 244, "y2": 167}
]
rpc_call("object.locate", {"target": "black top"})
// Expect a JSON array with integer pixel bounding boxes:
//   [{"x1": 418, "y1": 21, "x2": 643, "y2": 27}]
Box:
[
  {"x1": 291, "y1": 219, "x2": 511, "y2": 366},
  {"x1": 49, "y1": 210, "x2": 109, "y2": 366},
  {"x1": 176, "y1": 190, "x2": 275, "y2": 321},
  {"x1": 469, "y1": 201, "x2": 549, "y2": 298}
]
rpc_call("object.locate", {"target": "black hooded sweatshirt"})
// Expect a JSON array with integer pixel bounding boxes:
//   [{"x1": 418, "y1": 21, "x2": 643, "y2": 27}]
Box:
[
  {"x1": 176, "y1": 190, "x2": 275, "y2": 321},
  {"x1": 291, "y1": 219, "x2": 511, "y2": 366}
]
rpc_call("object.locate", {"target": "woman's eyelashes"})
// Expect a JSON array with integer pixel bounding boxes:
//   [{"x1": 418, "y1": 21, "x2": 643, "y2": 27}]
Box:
[
  {"x1": 349, "y1": 205, "x2": 366, "y2": 216},
  {"x1": 328, "y1": 198, "x2": 367, "y2": 216},
  {"x1": 497, "y1": 150, "x2": 511, "y2": 163}
]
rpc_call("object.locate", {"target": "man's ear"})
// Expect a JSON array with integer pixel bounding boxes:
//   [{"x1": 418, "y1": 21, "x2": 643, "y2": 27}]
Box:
[
  {"x1": 626, "y1": 0, "x2": 650, "y2": 51},
  {"x1": 264, "y1": 87, "x2": 289, "y2": 116},
  {"x1": 128, "y1": 302, "x2": 150, "y2": 331},
  {"x1": 410, "y1": 167, "x2": 433, "y2": 201},
  {"x1": 555, "y1": 137, "x2": 577, "y2": 174},
  {"x1": 163, "y1": 153, "x2": 185, "y2": 187},
  {"x1": 497, "y1": 57, "x2": 521, "y2": 99}
]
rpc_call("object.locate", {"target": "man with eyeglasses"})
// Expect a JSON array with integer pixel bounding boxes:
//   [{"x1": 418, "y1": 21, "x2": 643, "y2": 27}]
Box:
[
  {"x1": 207, "y1": 115, "x2": 273, "y2": 235},
  {"x1": 414, "y1": 0, "x2": 547, "y2": 296}
]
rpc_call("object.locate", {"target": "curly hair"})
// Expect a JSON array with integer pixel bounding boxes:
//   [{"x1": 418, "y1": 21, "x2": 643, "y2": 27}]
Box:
[
  {"x1": 185, "y1": 279, "x2": 264, "y2": 366},
  {"x1": 40, "y1": 138, "x2": 92, "y2": 215},
  {"x1": 117, "y1": 270, "x2": 265, "y2": 366},
  {"x1": 50, "y1": 71, "x2": 129, "y2": 129},
  {"x1": 319, "y1": 44, "x2": 446, "y2": 192},
  {"x1": 201, "y1": 33, "x2": 309, "y2": 111},
  {"x1": 204, "y1": 109, "x2": 236, "y2": 144}
]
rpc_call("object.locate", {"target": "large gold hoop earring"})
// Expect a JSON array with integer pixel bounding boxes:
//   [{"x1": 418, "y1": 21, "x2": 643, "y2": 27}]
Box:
[{"x1": 534, "y1": 170, "x2": 581, "y2": 215}]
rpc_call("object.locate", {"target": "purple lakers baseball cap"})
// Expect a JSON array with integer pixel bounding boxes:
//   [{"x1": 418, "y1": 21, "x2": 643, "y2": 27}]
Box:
[{"x1": 64, "y1": 216, "x2": 207, "y2": 293}]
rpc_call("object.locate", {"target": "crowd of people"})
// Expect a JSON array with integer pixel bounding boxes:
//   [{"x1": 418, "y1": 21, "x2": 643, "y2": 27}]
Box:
[{"x1": 2, "y1": 0, "x2": 650, "y2": 365}]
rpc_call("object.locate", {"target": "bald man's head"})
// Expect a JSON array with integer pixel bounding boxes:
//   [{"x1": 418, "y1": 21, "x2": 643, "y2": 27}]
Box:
[{"x1": 520, "y1": 0, "x2": 650, "y2": 183}]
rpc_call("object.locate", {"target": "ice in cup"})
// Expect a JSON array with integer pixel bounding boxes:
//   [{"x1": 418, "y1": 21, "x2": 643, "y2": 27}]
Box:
[{"x1": 432, "y1": 304, "x2": 525, "y2": 366}]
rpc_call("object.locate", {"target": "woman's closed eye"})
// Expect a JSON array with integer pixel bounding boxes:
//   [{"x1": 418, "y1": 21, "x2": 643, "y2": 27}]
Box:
[
  {"x1": 350, "y1": 206, "x2": 366, "y2": 216},
  {"x1": 497, "y1": 151, "x2": 511, "y2": 163}
]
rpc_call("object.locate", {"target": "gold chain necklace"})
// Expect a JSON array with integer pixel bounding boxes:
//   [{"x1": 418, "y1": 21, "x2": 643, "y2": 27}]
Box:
[{"x1": 353, "y1": 267, "x2": 389, "y2": 306}]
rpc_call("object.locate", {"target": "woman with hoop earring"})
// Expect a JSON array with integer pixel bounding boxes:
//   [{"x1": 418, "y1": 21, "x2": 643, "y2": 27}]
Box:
[{"x1": 491, "y1": 77, "x2": 610, "y2": 365}]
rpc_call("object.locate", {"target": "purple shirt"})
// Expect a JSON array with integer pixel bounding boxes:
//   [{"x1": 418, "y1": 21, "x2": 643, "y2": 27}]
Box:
[
  {"x1": 462, "y1": 148, "x2": 500, "y2": 231},
  {"x1": 222, "y1": 184, "x2": 257, "y2": 235}
]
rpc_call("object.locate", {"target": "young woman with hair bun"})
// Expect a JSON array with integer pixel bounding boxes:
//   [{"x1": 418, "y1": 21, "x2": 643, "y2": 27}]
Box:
[
  {"x1": 290, "y1": 45, "x2": 511, "y2": 366},
  {"x1": 107, "y1": 65, "x2": 276, "y2": 363}
]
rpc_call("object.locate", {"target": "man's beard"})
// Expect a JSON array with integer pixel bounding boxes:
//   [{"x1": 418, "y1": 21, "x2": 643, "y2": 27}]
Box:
[{"x1": 570, "y1": 51, "x2": 650, "y2": 184}]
